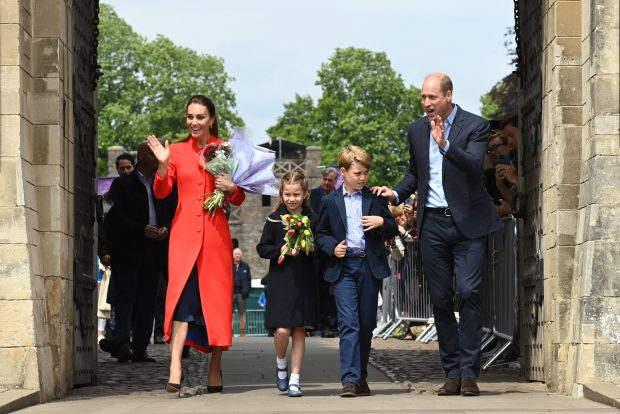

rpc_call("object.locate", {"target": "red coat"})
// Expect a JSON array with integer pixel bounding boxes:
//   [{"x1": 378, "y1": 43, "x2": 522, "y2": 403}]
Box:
[{"x1": 153, "y1": 136, "x2": 245, "y2": 350}]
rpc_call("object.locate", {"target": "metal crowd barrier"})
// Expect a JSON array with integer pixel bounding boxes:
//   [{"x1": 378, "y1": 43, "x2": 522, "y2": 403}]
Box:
[
  {"x1": 374, "y1": 240, "x2": 435, "y2": 341},
  {"x1": 233, "y1": 309, "x2": 267, "y2": 336},
  {"x1": 481, "y1": 216, "x2": 519, "y2": 369},
  {"x1": 374, "y1": 217, "x2": 519, "y2": 360}
]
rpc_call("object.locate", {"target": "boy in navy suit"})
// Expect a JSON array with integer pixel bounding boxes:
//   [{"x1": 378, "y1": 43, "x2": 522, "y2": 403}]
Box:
[{"x1": 316, "y1": 145, "x2": 398, "y2": 397}]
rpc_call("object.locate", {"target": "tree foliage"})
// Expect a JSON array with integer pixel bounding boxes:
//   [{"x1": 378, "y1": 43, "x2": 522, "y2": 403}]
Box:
[
  {"x1": 268, "y1": 47, "x2": 423, "y2": 187},
  {"x1": 479, "y1": 27, "x2": 518, "y2": 121},
  {"x1": 97, "y1": 4, "x2": 243, "y2": 166},
  {"x1": 479, "y1": 72, "x2": 518, "y2": 121}
]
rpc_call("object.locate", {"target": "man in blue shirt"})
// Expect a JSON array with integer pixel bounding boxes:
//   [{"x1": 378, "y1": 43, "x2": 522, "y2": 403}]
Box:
[{"x1": 373, "y1": 73, "x2": 502, "y2": 396}]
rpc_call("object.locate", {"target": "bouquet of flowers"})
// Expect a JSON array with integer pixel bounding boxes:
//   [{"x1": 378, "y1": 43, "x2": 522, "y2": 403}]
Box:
[
  {"x1": 201, "y1": 128, "x2": 279, "y2": 214},
  {"x1": 202, "y1": 142, "x2": 238, "y2": 214},
  {"x1": 277, "y1": 213, "x2": 314, "y2": 265}
]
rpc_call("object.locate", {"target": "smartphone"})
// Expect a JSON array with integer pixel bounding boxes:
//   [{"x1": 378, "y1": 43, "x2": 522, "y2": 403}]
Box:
[
  {"x1": 404, "y1": 197, "x2": 413, "y2": 206},
  {"x1": 498, "y1": 154, "x2": 512, "y2": 165}
]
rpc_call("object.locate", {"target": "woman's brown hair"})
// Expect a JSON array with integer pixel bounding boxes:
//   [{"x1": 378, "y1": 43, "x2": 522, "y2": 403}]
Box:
[{"x1": 186, "y1": 95, "x2": 219, "y2": 138}]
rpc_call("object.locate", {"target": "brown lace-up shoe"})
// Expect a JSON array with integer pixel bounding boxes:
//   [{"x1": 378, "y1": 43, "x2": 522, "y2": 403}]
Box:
[
  {"x1": 340, "y1": 381, "x2": 358, "y2": 397},
  {"x1": 460, "y1": 377, "x2": 480, "y2": 396},
  {"x1": 437, "y1": 378, "x2": 461, "y2": 396}
]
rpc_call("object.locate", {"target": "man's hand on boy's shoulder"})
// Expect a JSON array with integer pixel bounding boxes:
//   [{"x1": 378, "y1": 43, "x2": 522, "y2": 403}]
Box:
[
  {"x1": 362, "y1": 215, "x2": 384, "y2": 231},
  {"x1": 370, "y1": 185, "x2": 395, "y2": 202}
]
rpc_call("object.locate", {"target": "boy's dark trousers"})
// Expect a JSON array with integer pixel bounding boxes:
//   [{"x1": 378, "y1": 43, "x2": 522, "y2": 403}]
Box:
[{"x1": 332, "y1": 257, "x2": 380, "y2": 385}]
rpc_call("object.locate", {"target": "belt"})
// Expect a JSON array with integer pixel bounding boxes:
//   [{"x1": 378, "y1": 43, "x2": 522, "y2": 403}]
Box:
[
  {"x1": 426, "y1": 207, "x2": 452, "y2": 217},
  {"x1": 345, "y1": 248, "x2": 366, "y2": 258}
]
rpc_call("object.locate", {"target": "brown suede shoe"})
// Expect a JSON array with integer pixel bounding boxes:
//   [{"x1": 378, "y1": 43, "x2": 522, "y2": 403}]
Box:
[
  {"x1": 357, "y1": 379, "x2": 371, "y2": 396},
  {"x1": 437, "y1": 378, "x2": 461, "y2": 396},
  {"x1": 340, "y1": 381, "x2": 358, "y2": 397},
  {"x1": 460, "y1": 377, "x2": 480, "y2": 396}
]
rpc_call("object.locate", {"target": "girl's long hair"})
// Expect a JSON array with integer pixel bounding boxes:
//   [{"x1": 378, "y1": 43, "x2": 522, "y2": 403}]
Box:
[{"x1": 272, "y1": 170, "x2": 310, "y2": 213}]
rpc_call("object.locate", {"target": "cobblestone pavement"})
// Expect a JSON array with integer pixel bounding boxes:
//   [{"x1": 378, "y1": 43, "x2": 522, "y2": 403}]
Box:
[
  {"x1": 79, "y1": 343, "x2": 214, "y2": 398},
  {"x1": 13, "y1": 337, "x2": 615, "y2": 414},
  {"x1": 369, "y1": 337, "x2": 547, "y2": 395},
  {"x1": 82, "y1": 336, "x2": 544, "y2": 399}
]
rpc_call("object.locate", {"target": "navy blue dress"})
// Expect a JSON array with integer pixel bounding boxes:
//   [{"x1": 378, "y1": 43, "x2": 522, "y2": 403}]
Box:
[
  {"x1": 173, "y1": 264, "x2": 209, "y2": 348},
  {"x1": 256, "y1": 207, "x2": 318, "y2": 329}
]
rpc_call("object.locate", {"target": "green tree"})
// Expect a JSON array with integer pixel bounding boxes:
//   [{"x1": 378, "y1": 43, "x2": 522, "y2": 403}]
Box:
[
  {"x1": 479, "y1": 72, "x2": 518, "y2": 121},
  {"x1": 268, "y1": 47, "x2": 423, "y2": 187},
  {"x1": 97, "y1": 4, "x2": 243, "y2": 172},
  {"x1": 479, "y1": 27, "x2": 518, "y2": 121}
]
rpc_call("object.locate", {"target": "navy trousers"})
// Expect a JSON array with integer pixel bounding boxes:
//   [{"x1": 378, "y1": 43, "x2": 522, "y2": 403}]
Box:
[
  {"x1": 420, "y1": 209, "x2": 486, "y2": 379},
  {"x1": 109, "y1": 261, "x2": 160, "y2": 352},
  {"x1": 332, "y1": 258, "x2": 381, "y2": 385}
]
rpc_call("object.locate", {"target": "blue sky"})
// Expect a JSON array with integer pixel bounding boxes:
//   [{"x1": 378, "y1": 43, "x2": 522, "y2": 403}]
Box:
[{"x1": 103, "y1": 0, "x2": 516, "y2": 142}]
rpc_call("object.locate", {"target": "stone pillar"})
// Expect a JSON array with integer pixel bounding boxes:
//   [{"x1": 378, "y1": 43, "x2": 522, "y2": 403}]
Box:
[
  {"x1": 0, "y1": 0, "x2": 75, "y2": 402},
  {"x1": 305, "y1": 146, "x2": 323, "y2": 189},
  {"x1": 569, "y1": 0, "x2": 619, "y2": 393},
  {"x1": 106, "y1": 145, "x2": 125, "y2": 176},
  {"x1": 540, "y1": 0, "x2": 584, "y2": 393},
  {"x1": 540, "y1": 0, "x2": 619, "y2": 395}
]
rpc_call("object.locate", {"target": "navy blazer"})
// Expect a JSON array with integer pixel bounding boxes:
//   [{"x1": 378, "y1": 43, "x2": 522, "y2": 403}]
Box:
[
  {"x1": 315, "y1": 187, "x2": 398, "y2": 283},
  {"x1": 105, "y1": 170, "x2": 177, "y2": 265},
  {"x1": 394, "y1": 106, "x2": 502, "y2": 239}
]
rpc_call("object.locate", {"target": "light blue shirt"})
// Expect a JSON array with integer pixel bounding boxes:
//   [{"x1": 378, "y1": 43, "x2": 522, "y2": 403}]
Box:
[
  {"x1": 138, "y1": 171, "x2": 157, "y2": 225},
  {"x1": 426, "y1": 104, "x2": 457, "y2": 208},
  {"x1": 342, "y1": 185, "x2": 365, "y2": 250}
]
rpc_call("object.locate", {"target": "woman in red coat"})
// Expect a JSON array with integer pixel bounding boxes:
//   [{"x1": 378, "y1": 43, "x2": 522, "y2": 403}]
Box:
[{"x1": 148, "y1": 95, "x2": 245, "y2": 393}]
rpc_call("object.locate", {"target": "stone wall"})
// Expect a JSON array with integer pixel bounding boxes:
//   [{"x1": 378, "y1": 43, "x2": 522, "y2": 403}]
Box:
[
  {"x1": 539, "y1": 0, "x2": 619, "y2": 395},
  {"x1": 570, "y1": 0, "x2": 619, "y2": 391},
  {"x1": 0, "y1": 0, "x2": 74, "y2": 401}
]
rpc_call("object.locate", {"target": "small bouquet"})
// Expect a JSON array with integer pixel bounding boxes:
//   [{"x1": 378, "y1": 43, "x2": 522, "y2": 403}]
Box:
[
  {"x1": 201, "y1": 142, "x2": 238, "y2": 214},
  {"x1": 278, "y1": 213, "x2": 314, "y2": 265},
  {"x1": 199, "y1": 128, "x2": 279, "y2": 215}
]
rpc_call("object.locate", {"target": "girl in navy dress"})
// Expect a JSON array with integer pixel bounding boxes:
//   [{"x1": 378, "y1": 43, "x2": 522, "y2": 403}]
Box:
[{"x1": 256, "y1": 170, "x2": 318, "y2": 397}]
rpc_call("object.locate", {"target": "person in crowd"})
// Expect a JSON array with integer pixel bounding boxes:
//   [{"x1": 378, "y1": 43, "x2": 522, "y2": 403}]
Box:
[
  {"x1": 377, "y1": 205, "x2": 407, "y2": 329},
  {"x1": 309, "y1": 167, "x2": 340, "y2": 338},
  {"x1": 99, "y1": 152, "x2": 135, "y2": 268},
  {"x1": 101, "y1": 142, "x2": 172, "y2": 363},
  {"x1": 256, "y1": 170, "x2": 318, "y2": 397},
  {"x1": 147, "y1": 95, "x2": 245, "y2": 394},
  {"x1": 97, "y1": 153, "x2": 135, "y2": 348},
  {"x1": 115, "y1": 152, "x2": 136, "y2": 176},
  {"x1": 387, "y1": 205, "x2": 409, "y2": 261},
  {"x1": 500, "y1": 115, "x2": 520, "y2": 156},
  {"x1": 316, "y1": 145, "x2": 398, "y2": 398},
  {"x1": 402, "y1": 193, "x2": 418, "y2": 240},
  {"x1": 483, "y1": 130, "x2": 513, "y2": 216},
  {"x1": 232, "y1": 248, "x2": 252, "y2": 337},
  {"x1": 309, "y1": 167, "x2": 339, "y2": 214},
  {"x1": 372, "y1": 73, "x2": 502, "y2": 396},
  {"x1": 497, "y1": 115, "x2": 521, "y2": 212}
]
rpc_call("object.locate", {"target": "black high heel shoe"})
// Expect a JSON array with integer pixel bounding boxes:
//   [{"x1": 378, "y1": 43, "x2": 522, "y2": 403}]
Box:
[
  {"x1": 166, "y1": 375, "x2": 184, "y2": 393},
  {"x1": 206, "y1": 370, "x2": 223, "y2": 393}
]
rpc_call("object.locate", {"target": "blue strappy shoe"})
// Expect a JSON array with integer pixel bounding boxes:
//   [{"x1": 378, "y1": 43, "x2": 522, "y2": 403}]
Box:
[{"x1": 276, "y1": 367, "x2": 288, "y2": 391}]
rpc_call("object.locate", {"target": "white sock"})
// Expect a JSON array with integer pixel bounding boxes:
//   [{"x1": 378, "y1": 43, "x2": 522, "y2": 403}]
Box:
[
  {"x1": 277, "y1": 357, "x2": 287, "y2": 379},
  {"x1": 289, "y1": 373, "x2": 300, "y2": 386}
]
